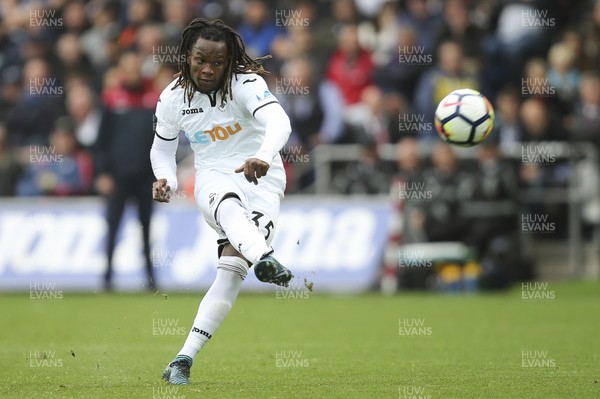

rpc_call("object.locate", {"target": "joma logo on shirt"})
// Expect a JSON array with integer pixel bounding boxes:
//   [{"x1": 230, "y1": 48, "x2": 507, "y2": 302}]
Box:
[
  {"x1": 182, "y1": 107, "x2": 204, "y2": 115},
  {"x1": 188, "y1": 123, "x2": 242, "y2": 144}
]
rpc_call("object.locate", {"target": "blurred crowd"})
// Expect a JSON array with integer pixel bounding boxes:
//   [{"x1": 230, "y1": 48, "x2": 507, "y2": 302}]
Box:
[
  {"x1": 0, "y1": 0, "x2": 599, "y2": 190},
  {"x1": 1, "y1": 1, "x2": 600, "y2": 231},
  {"x1": 1, "y1": 0, "x2": 600, "y2": 290}
]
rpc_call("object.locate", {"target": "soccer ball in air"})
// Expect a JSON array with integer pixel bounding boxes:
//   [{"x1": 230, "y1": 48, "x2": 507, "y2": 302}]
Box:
[{"x1": 434, "y1": 89, "x2": 494, "y2": 147}]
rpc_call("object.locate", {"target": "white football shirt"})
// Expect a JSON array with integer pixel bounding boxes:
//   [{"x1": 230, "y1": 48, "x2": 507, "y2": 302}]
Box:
[{"x1": 154, "y1": 73, "x2": 286, "y2": 194}]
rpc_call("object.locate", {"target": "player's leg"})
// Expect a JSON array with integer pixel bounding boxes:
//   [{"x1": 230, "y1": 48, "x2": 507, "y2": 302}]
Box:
[
  {"x1": 216, "y1": 189, "x2": 292, "y2": 285},
  {"x1": 163, "y1": 173, "x2": 291, "y2": 385},
  {"x1": 197, "y1": 171, "x2": 292, "y2": 283},
  {"x1": 215, "y1": 194, "x2": 272, "y2": 263},
  {"x1": 163, "y1": 173, "x2": 259, "y2": 384},
  {"x1": 237, "y1": 186, "x2": 293, "y2": 286},
  {"x1": 163, "y1": 250, "x2": 247, "y2": 385}
]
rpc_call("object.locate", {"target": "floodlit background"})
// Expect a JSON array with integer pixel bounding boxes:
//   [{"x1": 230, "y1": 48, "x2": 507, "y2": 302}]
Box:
[{"x1": 0, "y1": 0, "x2": 599, "y2": 292}]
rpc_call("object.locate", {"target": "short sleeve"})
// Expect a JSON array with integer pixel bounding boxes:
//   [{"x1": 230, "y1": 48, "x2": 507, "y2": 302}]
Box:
[
  {"x1": 234, "y1": 74, "x2": 280, "y2": 118},
  {"x1": 154, "y1": 95, "x2": 180, "y2": 141}
]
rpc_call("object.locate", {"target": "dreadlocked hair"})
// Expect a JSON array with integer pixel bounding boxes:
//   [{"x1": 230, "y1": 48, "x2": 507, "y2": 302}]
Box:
[{"x1": 172, "y1": 18, "x2": 271, "y2": 106}]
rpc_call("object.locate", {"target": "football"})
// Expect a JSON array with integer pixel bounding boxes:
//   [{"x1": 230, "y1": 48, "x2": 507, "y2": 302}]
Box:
[{"x1": 434, "y1": 88, "x2": 495, "y2": 147}]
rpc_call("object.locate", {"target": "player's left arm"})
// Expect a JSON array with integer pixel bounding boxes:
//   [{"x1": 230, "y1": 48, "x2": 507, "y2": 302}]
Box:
[
  {"x1": 150, "y1": 93, "x2": 180, "y2": 202},
  {"x1": 234, "y1": 77, "x2": 291, "y2": 184}
]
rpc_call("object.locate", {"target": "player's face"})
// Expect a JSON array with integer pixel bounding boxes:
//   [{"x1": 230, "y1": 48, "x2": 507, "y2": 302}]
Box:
[{"x1": 188, "y1": 37, "x2": 228, "y2": 94}]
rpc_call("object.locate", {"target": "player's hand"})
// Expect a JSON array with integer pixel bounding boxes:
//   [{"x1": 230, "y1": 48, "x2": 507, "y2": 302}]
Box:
[
  {"x1": 235, "y1": 158, "x2": 269, "y2": 185},
  {"x1": 152, "y1": 179, "x2": 171, "y2": 203}
]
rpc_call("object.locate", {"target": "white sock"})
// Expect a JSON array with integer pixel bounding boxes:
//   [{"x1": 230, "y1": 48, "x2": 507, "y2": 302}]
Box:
[
  {"x1": 177, "y1": 256, "x2": 247, "y2": 360},
  {"x1": 217, "y1": 197, "x2": 271, "y2": 264}
]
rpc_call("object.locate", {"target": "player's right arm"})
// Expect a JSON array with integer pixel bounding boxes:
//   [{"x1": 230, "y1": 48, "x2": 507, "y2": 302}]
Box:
[{"x1": 150, "y1": 94, "x2": 180, "y2": 203}]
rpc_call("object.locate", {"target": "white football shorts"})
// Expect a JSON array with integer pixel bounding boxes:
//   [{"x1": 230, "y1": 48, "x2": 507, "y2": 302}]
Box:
[{"x1": 194, "y1": 170, "x2": 282, "y2": 254}]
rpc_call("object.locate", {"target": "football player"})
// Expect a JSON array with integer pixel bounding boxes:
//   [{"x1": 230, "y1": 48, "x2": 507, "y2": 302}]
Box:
[{"x1": 151, "y1": 18, "x2": 293, "y2": 385}]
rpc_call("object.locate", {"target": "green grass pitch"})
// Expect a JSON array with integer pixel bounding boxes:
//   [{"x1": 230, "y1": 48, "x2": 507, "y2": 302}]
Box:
[{"x1": 0, "y1": 281, "x2": 598, "y2": 398}]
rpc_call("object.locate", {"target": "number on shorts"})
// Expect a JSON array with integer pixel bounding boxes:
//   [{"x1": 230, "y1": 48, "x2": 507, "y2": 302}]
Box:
[{"x1": 251, "y1": 211, "x2": 274, "y2": 240}]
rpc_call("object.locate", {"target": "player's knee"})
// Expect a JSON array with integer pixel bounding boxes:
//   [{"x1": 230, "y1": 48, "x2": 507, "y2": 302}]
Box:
[
  {"x1": 220, "y1": 192, "x2": 241, "y2": 204},
  {"x1": 214, "y1": 192, "x2": 244, "y2": 222},
  {"x1": 218, "y1": 193, "x2": 243, "y2": 211}
]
